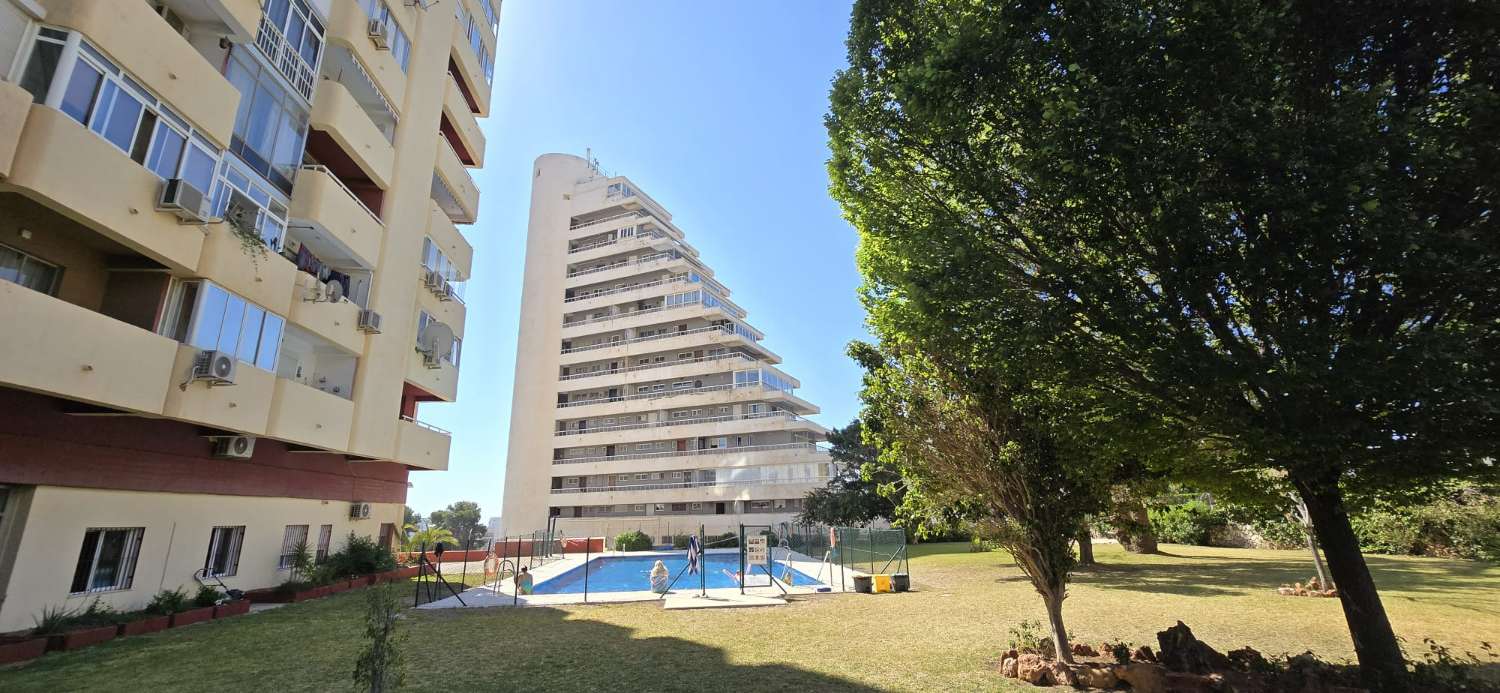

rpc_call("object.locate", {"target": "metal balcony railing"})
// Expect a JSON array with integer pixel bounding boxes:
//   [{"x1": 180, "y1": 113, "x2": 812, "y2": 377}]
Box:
[
  {"x1": 557, "y1": 381, "x2": 776, "y2": 409},
  {"x1": 402, "y1": 415, "x2": 451, "y2": 436},
  {"x1": 559, "y1": 351, "x2": 757, "y2": 382},
  {"x1": 561, "y1": 323, "x2": 744, "y2": 355},
  {"x1": 553, "y1": 441, "x2": 822, "y2": 466},
  {"x1": 255, "y1": 15, "x2": 316, "y2": 102},
  {"x1": 551, "y1": 475, "x2": 830, "y2": 495},
  {"x1": 564, "y1": 276, "x2": 688, "y2": 305},
  {"x1": 553, "y1": 410, "x2": 805, "y2": 437}
]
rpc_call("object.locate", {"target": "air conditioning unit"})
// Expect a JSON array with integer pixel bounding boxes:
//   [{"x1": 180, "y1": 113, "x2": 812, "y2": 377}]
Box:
[
  {"x1": 438, "y1": 281, "x2": 455, "y2": 302},
  {"x1": 421, "y1": 351, "x2": 443, "y2": 369},
  {"x1": 349, "y1": 502, "x2": 373, "y2": 520},
  {"x1": 423, "y1": 269, "x2": 445, "y2": 291},
  {"x1": 212, "y1": 435, "x2": 256, "y2": 460},
  {"x1": 367, "y1": 19, "x2": 390, "y2": 49},
  {"x1": 357, "y1": 309, "x2": 383, "y2": 334},
  {"x1": 157, "y1": 178, "x2": 209, "y2": 223},
  {"x1": 192, "y1": 350, "x2": 237, "y2": 386}
]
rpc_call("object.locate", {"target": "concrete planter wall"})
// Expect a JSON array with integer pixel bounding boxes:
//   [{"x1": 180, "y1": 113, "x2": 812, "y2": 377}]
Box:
[
  {"x1": 169, "y1": 606, "x2": 215, "y2": 627},
  {"x1": 47, "y1": 625, "x2": 117, "y2": 651},
  {"x1": 212, "y1": 600, "x2": 251, "y2": 619},
  {"x1": 0, "y1": 636, "x2": 48, "y2": 664},
  {"x1": 118, "y1": 614, "x2": 171, "y2": 636}
]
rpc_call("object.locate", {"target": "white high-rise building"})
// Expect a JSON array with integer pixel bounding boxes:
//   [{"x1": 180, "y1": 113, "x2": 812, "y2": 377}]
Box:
[{"x1": 501, "y1": 154, "x2": 832, "y2": 542}]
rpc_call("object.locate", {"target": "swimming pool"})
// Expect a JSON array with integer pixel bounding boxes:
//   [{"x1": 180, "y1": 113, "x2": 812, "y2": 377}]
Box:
[{"x1": 532, "y1": 553, "x2": 826, "y2": 594}]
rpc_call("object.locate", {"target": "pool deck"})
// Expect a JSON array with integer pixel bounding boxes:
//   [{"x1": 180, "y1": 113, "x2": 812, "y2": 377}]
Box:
[{"x1": 416, "y1": 548, "x2": 862, "y2": 610}]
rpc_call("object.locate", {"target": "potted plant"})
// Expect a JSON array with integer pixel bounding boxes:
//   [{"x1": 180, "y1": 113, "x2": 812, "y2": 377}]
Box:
[{"x1": 35, "y1": 601, "x2": 119, "y2": 652}]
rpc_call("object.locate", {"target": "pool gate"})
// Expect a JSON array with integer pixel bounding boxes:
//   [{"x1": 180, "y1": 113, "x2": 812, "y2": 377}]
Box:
[
  {"x1": 412, "y1": 527, "x2": 568, "y2": 606},
  {"x1": 779, "y1": 524, "x2": 910, "y2": 592}
]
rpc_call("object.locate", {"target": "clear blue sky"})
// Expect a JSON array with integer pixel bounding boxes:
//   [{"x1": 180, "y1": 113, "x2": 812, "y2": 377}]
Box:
[{"x1": 406, "y1": 1, "x2": 867, "y2": 523}]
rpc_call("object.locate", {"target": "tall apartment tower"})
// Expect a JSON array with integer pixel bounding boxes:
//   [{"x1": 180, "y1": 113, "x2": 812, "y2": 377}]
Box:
[
  {"x1": 501, "y1": 154, "x2": 832, "y2": 542},
  {"x1": 0, "y1": 0, "x2": 498, "y2": 630}
]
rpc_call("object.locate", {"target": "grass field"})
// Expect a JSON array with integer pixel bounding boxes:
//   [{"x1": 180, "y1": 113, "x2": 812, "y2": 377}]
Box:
[{"x1": 2, "y1": 543, "x2": 1495, "y2": 692}]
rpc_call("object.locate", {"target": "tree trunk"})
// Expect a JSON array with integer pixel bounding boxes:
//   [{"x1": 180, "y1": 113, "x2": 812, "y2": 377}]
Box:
[
  {"x1": 1042, "y1": 587, "x2": 1074, "y2": 664},
  {"x1": 1296, "y1": 479, "x2": 1407, "y2": 692},
  {"x1": 1077, "y1": 528, "x2": 1095, "y2": 566},
  {"x1": 1112, "y1": 493, "x2": 1158, "y2": 553}
]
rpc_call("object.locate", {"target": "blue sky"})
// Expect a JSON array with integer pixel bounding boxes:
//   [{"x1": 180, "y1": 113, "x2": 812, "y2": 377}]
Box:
[{"x1": 406, "y1": 1, "x2": 867, "y2": 523}]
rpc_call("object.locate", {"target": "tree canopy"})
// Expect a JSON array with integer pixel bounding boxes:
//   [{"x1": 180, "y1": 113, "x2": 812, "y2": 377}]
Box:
[
  {"x1": 428, "y1": 501, "x2": 487, "y2": 550},
  {"x1": 798, "y1": 419, "x2": 902, "y2": 527},
  {"x1": 827, "y1": 1, "x2": 1500, "y2": 688}
]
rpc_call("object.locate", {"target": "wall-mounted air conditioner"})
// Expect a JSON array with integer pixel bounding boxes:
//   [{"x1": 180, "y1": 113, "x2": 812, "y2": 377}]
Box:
[
  {"x1": 350, "y1": 502, "x2": 372, "y2": 520},
  {"x1": 367, "y1": 20, "x2": 390, "y2": 50},
  {"x1": 192, "y1": 350, "x2": 237, "y2": 386},
  {"x1": 212, "y1": 436, "x2": 256, "y2": 460},
  {"x1": 438, "y1": 281, "x2": 455, "y2": 302},
  {"x1": 423, "y1": 269, "x2": 445, "y2": 291},
  {"x1": 357, "y1": 309, "x2": 383, "y2": 334},
  {"x1": 158, "y1": 178, "x2": 209, "y2": 223}
]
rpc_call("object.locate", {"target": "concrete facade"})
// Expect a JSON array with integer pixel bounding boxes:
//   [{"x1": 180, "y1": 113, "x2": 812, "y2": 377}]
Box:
[
  {"x1": 0, "y1": 0, "x2": 499, "y2": 631},
  {"x1": 500, "y1": 155, "x2": 832, "y2": 543}
]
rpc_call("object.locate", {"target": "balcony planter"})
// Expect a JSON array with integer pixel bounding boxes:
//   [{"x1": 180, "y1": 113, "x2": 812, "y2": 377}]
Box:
[
  {"x1": 118, "y1": 614, "x2": 171, "y2": 637},
  {"x1": 0, "y1": 635, "x2": 48, "y2": 665},
  {"x1": 212, "y1": 600, "x2": 251, "y2": 619},
  {"x1": 46, "y1": 625, "x2": 117, "y2": 652},
  {"x1": 169, "y1": 606, "x2": 215, "y2": 628}
]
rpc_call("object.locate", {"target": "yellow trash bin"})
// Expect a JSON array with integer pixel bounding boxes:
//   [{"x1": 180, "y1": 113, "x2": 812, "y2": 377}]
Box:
[{"x1": 872, "y1": 574, "x2": 893, "y2": 593}]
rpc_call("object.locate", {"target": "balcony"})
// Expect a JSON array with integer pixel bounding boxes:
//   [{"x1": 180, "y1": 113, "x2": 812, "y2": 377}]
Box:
[
  {"x1": 564, "y1": 252, "x2": 693, "y2": 289},
  {"x1": 550, "y1": 477, "x2": 830, "y2": 505},
  {"x1": 426, "y1": 203, "x2": 473, "y2": 279},
  {"x1": 289, "y1": 165, "x2": 384, "y2": 270},
  {"x1": 432, "y1": 138, "x2": 480, "y2": 224},
  {"x1": 158, "y1": 0, "x2": 263, "y2": 44},
  {"x1": 6, "y1": 106, "x2": 204, "y2": 271},
  {"x1": 406, "y1": 356, "x2": 458, "y2": 403},
  {"x1": 266, "y1": 378, "x2": 354, "y2": 451},
  {"x1": 0, "y1": 81, "x2": 27, "y2": 178},
  {"x1": 416, "y1": 280, "x2": 467, "y2": 338},
  {"x1": 564, "y1": 274, "x2": 691, "y2": 313},
  {"x1": 160, "y1": 344, "x2": 276, "y2": 434},
  {"x1": 561, "y1": 351, "x2": 758, "y2": 384},
  {"x1": 441, "y1": 78, "x2": 486, "y2": 167},
  {"x1": 325, "y1": 0, "x2": 407, "y2": 108},
  {"x1": 555, "y1": 411, "x2": 827, "y2": 448},
  {"x1": 309, "y1": 80, "x2": 395, "y2": 190},
  {"x1": 395, "y1": 417, "x2": 451, "y2": 471},
  {"x1": 555, "y1": 442, "x2": 825, "y2": 471},
  {"x1": 45, "y1": 0, "x2": 239, "y2": 147},
  {"x1": 0, "y1": 282, "x2": 177, "y2": 414},
  {"x1": 287, "y1": 279, "x2": 365, "y2": 355},
  {"x1": 195, "y1": 226, "x2": 298, "y2": 317},
  {"x1": 448, "y1": 21, "x2": 490, "y2": 117}
]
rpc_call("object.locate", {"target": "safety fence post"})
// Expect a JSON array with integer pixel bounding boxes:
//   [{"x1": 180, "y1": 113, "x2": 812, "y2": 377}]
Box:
[
  {"x1": 699, "y1": 524, "x2": 706, "y2": 597},
  {"x1": 583, "y1": 537, "x2": 591, "y2": 603}
]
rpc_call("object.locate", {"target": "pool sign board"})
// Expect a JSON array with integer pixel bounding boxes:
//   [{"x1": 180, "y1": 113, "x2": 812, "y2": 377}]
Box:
[{"x1": 746, "y1": 535, "x2": 768, "y2": 564}]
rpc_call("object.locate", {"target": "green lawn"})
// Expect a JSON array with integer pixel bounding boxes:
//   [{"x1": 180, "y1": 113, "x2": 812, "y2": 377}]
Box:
[{"x1": 2, "y1": 544, "x2": 1496, "y2": 692}]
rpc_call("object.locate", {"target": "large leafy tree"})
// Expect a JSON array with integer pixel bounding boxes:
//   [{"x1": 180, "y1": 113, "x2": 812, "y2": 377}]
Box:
[
  {"x1": 799, "y1": 419, "x2": 902, "y2": 526},
  {"x1": 827, "y1": 1, "x2": 1500, "y2": 688},
  {"x1": 428, "y1": 501, "x2": 487, "y2": 550}
]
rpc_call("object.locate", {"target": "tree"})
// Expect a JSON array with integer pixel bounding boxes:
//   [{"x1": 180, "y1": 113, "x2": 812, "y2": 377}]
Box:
[
  {"x1": 827, "y1": 2, "x2": 1500, "y2": 687},
  {"x1": 352, "y1": 584, "x2": 405, "y2": 693},
  {"x1": 799, "y1": 419, "x2": 902, "y2": 526},
  {"x1": 429, "y1": 501, "x2": 487, "y2": 550},
  {"x1": 403, "y1": 506, "x2": 422, "y2": 533},
  {"x1": 401, "y1": 526, "x2": 457, "y2": 555},
  {"x1": 850, "y1": 340, "x2": 1108, "y2": 664}
]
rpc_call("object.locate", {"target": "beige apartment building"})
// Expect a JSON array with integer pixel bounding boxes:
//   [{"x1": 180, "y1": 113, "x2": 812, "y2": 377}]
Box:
[
  {"x1": 0, "y1": 0, "x2": 497, "y2": 631},
  {"x1": 501, "y1": 154, "x2": 832, "y2": 542}
]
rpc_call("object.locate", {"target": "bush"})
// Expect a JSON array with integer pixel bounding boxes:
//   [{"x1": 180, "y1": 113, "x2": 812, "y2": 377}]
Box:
[
  {"x1": 705, "y1": 532, "x2": 739, "y2": 548},
  {"x1": 32, "y1": 600, "x2": 121, "y2": 634},
  {"x1": 671, "y1": 534, "x2": 692, "y2": 550},
  {"x1": 614, "y1": 530, "x2": 652, "y2": 552},
  {"x1": 323, "y1": 532, "x2": 399, "y2": 580},
  {"x1": 1149, "y1": 500, "x2": 1229, "y2": 546},
  {"x1": 146, "y1": 588, "x2": 189, "y2": 615},
  {"x1": 1351, "y1": 490, "x2": 1500, "y2": 561},
  {"x1": 192, "y1": 584, "x2": 223, "y2": 608}
]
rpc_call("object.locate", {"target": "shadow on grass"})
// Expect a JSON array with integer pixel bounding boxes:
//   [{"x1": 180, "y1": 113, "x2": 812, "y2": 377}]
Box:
[{"x1": 406, "y1": 605, "x2": 884, "y2": 692}]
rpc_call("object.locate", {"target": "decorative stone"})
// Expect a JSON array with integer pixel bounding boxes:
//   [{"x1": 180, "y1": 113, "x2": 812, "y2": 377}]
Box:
[
  {"x1": 1074, "y1": 664, "x2": 1118, "y2": 689},
  {"x1": 1165, "y1": 671, "x2": 1218, "y2": 693},
  {"x1": 1115, "y1": 663, "x2": 1168, "y2": 693},
  {"x1": 1047, "y1": 660, "x2": 1075, "y2": 686},
  {"x1": 1133, "y1": 644, "x2": 1158, "y2": 663},
  {"x1": 1001, "y1": 656, "x2": 1018, "y2": 678},
  {"x1": 1227, "y1": 647, "x2": 1269, "y2": 672},
  {"x1": 1157, "y1": 621, "x2": 1231, "y2": 674},
  {"x1": 1016, "y1": 654, "x2": 1049, "y2": 685},
  {"x1": 1071, "y1": 642, "x2": 1099, "y2": 657}
]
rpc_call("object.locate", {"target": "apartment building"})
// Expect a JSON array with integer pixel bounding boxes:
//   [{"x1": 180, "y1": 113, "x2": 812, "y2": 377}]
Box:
[
  {"x1": 500, "y1": 154, "x2": 832, "y2": 542},
  {"x1": 0, "y1": 0, "x2": 498, "y2": 631}
]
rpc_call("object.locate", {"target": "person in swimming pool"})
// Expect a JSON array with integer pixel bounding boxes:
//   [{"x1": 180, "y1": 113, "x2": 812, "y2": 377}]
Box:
[
  {"x1": 514, "y1": 566, "x2": 533, "y2": 595},
  {"x1": 650, "y1": 560, "x2": 670, "y2": 593}
]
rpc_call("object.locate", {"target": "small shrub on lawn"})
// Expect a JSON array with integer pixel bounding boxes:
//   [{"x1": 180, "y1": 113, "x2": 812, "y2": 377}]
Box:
[
  {"x1": 1351, "y1": 488, "x2": 1500, "y2": 561},
  {"x1": 614, "y1": 530, "x2": 652, "y2": 552},
  {"x1": 705, "y1": 532, "x2": 738, "y2": 548},
  {"x1": 353, "y1": 584, "x2": 406, "y2": 693},
  {"x1": 671, "y1": 534, "x2": 692, "y2": 550},
  {"x1": 1150, "y1": 500, "x2": 1229, "y2": 545},
  {"x1": 146, "y1": 588, "x2": 189, "y2": 615},
  {"x1": 193, "y1": 584, "x2": 223, "y2": 608}
]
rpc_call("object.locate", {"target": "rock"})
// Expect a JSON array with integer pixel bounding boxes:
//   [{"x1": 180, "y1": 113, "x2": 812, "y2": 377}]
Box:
[
  {"x1": 1002, "y1": 648, "x2": 1019, "y2": 661},
  {"x1": 1072, "y1": 642, "x2": 1099, "y2": 657},
  {"x1": 1016, "y1": 654, "x2": 1049, "y2": 685},
  {"x1": 1001, "y1": 656, "x2": 1018, "y2": 678},
  {"x1": 1157, "y1": 621, "x2": 1231, "y2": 674},
  {"x1": 1227, "y1": 647, "x2": 1269, "y2": 673},
  {"x1": 1277, "y1": 587, "x2": 1295, "y2": 596},
  {"x1": 1218, "y1": 671, "x2": 1270, "y2": 693},
  {"x1": 1047, "y1": 660, "x2": 1076, "y2": 686},
  {"x1": 1164, "y1": 671, "x2": 1218, "y2": 693},
  {"x1": 1074, "y1": 665, "x2": 1118, "y2": 689},
  {"x1": 1133, "y1": 645, "x2": 1158, "y2": 663},
  {"x1": 1115, "y1": 663, "x2": 1168, "y2": 693}
]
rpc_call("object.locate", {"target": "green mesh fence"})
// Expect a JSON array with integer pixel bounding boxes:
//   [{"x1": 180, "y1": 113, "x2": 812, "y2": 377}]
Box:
[{"x1": 779, "y1": 523, "x2": 909, "y2": 591}]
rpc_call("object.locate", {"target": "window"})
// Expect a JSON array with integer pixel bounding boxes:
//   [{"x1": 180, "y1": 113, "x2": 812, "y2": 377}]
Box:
[
  {"x1": 422, "y1": 237, "x2": 464, "y2": 282},
  {"x1": 258, "y1": 0, "x2": 324, "y2": 98},
  {"x1": 690, "y1": 503, "x2": 702, "y2": 510},
  {"x1": 0, "y1": 244, "x2": 62, "y2": 295},
  {"x1": 315, "y1": 524, "x2": 333, "y2": 562},
  {"x1": 69, "y1": 528, "x2": 144, "y2": 594},
  {"x1": 671, "y1": 471, "x2": 684, "y2": 479},
  {"x1": 20, "y1": 32, "x2": 221, "y2": 195},
  {"x1": 203, "y1": 526, "x2": 245, "y2": 577},
  {"x1": 378, "y1": 523, "x2": 396, "y2": 550},
  {"x1": 632, "y1": 504, "x2": 645, "y2": 512},
  {"x1": 210, "y1": 156, "x2": 290, "y2": 250},
  {"x1": 224, "y1": 46, "x2": 309, "y2": 194},
  {"x1": 635, "y1": 473, "x2": 648, "y2": 480},
  {"x1": 162, "y1": 281, "x2": 285, "y2": 372},
  {"x1": 277, "y1": 524, "x2": 309, "y2": 570},
  {"x1": 357, "y1": 0, "x2": 411, "y2": 71}
]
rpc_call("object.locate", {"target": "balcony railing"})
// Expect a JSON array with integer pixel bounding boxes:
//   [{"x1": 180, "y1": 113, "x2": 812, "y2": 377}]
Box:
[
  {"x1": 565, "y1": 275, "x2": 688, "y2": 305},
  {"x1": 569, "y1": 210, "x2": 646, "y2": 232},
  {"x1": 551, "y1": 476, "x2": 830, "y2": 495},
  {"x1": 554, "y1": 410, "x2": 805, "y2": 437},
  {"x1": 562, "y1": 299, "x2": 700, "y2": 330},
  {"x1": 402, "y1": 415, "x2": 451, "y2": 436},
  {"x1": 566, "y1": 250, "x2": 685, "y2": 280},
  {"x1": 553, "y1": 441, "x2": 821, "y2": 466},
  {"x1": 558, "y1": 381, "x2": 779, "y2": 409},
  {"x1": 560, "y1": 351, "x2": 757, "y2": 382},
  {"x1": 255, "y1": 14, "x2": 317, "y2": 102},
  {"x1": 299, "y1": 165, "x2": 382, "y2": 223},
  {"x1": 562, "y1": 323, "x2": 744, "y2": 355}
]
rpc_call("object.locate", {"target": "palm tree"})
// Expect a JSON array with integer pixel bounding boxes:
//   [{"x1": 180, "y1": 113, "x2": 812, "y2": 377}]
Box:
[{"x1": 401, "y1": 525, "x2": 456, "y2": 554}]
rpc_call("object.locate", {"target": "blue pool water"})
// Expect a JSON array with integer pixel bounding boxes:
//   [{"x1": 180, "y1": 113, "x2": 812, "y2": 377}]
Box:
[{"x1": 532, "y1": 553, "x2": 826, "y2": 594}]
